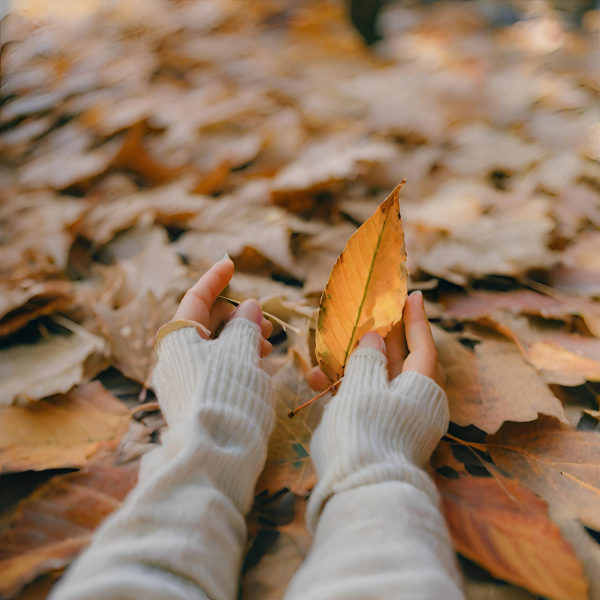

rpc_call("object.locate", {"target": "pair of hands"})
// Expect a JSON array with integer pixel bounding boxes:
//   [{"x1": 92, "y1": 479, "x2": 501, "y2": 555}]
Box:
[{"x1": 173, "y1": 257, "x2": 445, "y2": 391}]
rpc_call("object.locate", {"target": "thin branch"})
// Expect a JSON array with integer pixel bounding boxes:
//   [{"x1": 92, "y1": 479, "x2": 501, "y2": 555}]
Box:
[{"x1": 288, "y1": 379, "x2": 342, "y2": 419}]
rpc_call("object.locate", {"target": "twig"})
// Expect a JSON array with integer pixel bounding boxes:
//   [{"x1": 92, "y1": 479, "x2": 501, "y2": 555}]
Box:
[{"x1": 288, "y1": 379, "x2": 342, "y2": 419}]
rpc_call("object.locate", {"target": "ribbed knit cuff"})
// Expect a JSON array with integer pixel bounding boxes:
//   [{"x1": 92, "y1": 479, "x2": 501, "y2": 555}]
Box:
[
  {"x1": 152, "y1": 327, "x2": 207, "y2": 427},
  {"x1": 148, "y1": 317, "x2": 275, "y2": 513},
  {"x1": 306, "y1": 355, "x2": 449, "y2": 533}
]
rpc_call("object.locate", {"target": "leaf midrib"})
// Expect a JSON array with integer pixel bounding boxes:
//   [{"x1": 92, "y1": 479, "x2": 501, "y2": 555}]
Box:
[{"x1": 342, "y1": 207, "x2": 390, "y2": 369}]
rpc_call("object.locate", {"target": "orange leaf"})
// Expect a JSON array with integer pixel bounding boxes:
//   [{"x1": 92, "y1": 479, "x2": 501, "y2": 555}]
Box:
[
  {"x1": 432, "y1": 326, "x2": 568, "y2": 433},
  {"x1": 486, "y1": 417, "x2": 600, "y2": 531},
  {"x1": 0, "y1": 445, "x2": 138, "y2": 598},
  {"x1": 436, "y1": 473, "x2": 587, "y2": 600},
  {"x1": 316, "y1": 182, "x2": 407, "y2": 381},
  {"x1": 0, "y1": 382, "x2": 131, "y2": 474}
]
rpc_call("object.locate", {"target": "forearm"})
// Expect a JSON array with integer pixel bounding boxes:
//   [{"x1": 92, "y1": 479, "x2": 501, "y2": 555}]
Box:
[
  {"x1": 51, "y1": 320, "x2": 274, "y2": 600},
  {"x1": 286, "y1": 349, "x2": 465, "y2": 600},
  {"x1": 286, "y1": 476, "x2": 463, "y2": 599}
]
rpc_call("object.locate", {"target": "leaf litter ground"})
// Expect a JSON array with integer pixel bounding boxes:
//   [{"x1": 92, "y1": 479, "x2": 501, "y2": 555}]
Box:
[{"x1": 0, "y1": 0, "x2": 599, "y2": 598}]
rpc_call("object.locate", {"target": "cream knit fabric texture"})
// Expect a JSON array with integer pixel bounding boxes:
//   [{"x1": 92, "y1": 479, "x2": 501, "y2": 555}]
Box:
[{"x1": 50, "y1": 319, "x2": 465, "y2": 600}]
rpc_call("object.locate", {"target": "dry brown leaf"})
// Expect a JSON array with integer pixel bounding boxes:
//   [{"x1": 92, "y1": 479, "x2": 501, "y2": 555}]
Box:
[
  {"x1": 418, "y1": 206, "x2": 558, "y2": 285},
  {"x1": 463, "y1": 581, "x2": 536, "y2": 600},
  {"x1": 437, "y1": 473, "x2": 587, "y2": 600},
  {"x1": 242, "y1": 496, "x2": 311, "y2": 600},
  {"x1": 271, "y1": 135, "x2": 396, "y2": 215},
  {"x1": 0, "y1": 444, "x2": 138, "y2": 598},
  {"x1": 0, "y1": 193, "x2": 84, "y2": 278},
  {"x1": 443, "y1": 124, "x2": 546, "y2": 177},
  {"x1": 17, "y1": 124, "x2": 122, "y2": 191},
  {"x1": 551, "y1": 232, "x2": 600, "y2": 298},
  {"x1": 111, "y1": 123, "x2": 184, "y2": 186},
  {"x1": 441, "y1": 290, "x2": 579, "y2": 324},
  {"x1": 175, "y1": 192, "x2": 296, "y2": 273},
  {"x1": 432, "y1": 326, "x2": 568, "y2": 433},
  {"x1": 316, "y1": 183, "x2": 408, "y2": 381},
  {"x1": 468, "y1": 314, "x2": 600, "y2": 386},
  {"x1": 0, "y1": 327, "x2": 106, "y2": 405},
  {"x1": 0, "y1": 279, "x2": 73, "y2": 337},
  {"x1": 76, "y1": 180, "x2": 210, "y2": 246},
  {"x1": 0, "y1": 381, "x2": 130, "y2": 474},
  {"x1": 256, "y1": 351, "x2": 321, "y2": 497},
  {"x1": 485, "y1": 417, "x2": 600, "y2": 531},
  {"x1": 431, "y1": 441, "x2": 468, "y2": 476},
  {"x1": 97, "y1": 291, "x2": 178, "y2": 386}
]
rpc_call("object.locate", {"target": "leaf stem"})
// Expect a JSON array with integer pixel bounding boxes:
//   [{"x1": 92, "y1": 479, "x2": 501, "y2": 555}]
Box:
[{"x1": 288, "y1": 379, "x2": 342, "y2": 419}]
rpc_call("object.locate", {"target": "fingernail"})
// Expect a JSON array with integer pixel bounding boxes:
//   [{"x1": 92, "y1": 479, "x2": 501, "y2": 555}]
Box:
[
  {"x1": 358, "y1": 331, "x2": 386, "y2": 354},
  {"x1": 230, "y1": 299, "x2": 262, "y2": 326},
  {"x1": 411, "y1": 290, "x2": 424, "y2": 305},
  {"x1": 219, "y1": 252, "x2": 231, "y2": 263}
]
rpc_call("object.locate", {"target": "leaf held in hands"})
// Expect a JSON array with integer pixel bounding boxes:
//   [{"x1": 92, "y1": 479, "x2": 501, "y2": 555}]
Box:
[{"x1": 316, "y1": 182, "x2": 408, "y2": 381}]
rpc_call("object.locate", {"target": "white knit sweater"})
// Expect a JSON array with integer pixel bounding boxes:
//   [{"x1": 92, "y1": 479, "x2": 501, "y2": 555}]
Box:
[{"x1": 50, "y1": 318, "x2": 465, "y2": 600}]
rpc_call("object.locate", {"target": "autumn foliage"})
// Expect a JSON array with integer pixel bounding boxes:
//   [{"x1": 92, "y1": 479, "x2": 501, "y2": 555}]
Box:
[{"x1": 0, "y1": 0, "x2": 599, "y2": 599}]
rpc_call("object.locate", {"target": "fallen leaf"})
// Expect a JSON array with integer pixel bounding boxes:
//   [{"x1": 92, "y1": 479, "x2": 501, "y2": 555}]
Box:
[
  {"x1": 467, "y1": 314, "x2": 600, "y2": 386},
  {"x1": 0, "y1": 279, "x2": 73, "y2": 337},
  {"x1": 418, "y1": 205, "x2": 558, "y2": 285},
  {"x1": 0, "y1": 381, "x2": 130, "y2": 474},
  {"x1": 17, "y1": 124, "x2": 122, "y2": 191},
  {"x1": 271, "y1": 134, "x2": 396, "y2": 215},
  {"x1": 175, "y1": 192, "x2": 296, "y2": 273},
  {"x1": 0, "y1": 444, "x2": 138, "y2": 598},
  {"x1": 97, "y1": 291, "x2": 178, "y2": 386},
  {"x1": 75, "y1": 179, "x2": 209, "y2": 246},
  {"x1": 0, "y1": 327, "x2": 106, "y2": 406},
  {"x1": 433, "y1": 326, "x2": 568, "y2": 433},
  {"x1": 441, "y1": 290, "x2": 579, "y2": 324},
  {"x1": 431, "y1": 440, "x2": 468, "y2": 476},
  {"x1": 0, "y1": 193, "x2": 84, "y2": 278},
  {"x1": 437, "y1": 472, "x2": 587, "y2": 600},
  {"x1": 527, "y1": 341, "x2": 600, "y2": 385},
  {"x1": 111, "y1": 123, "x2": 184, "y2": 186},
  {"x1": 242, "y1": 495, "x2": 311, "y2": 600},
  {"x1": 463, "y1": 581, "x2": 536, "y2": 600},
  {"x1": 316, "y1": 183, "x2": 408, "y2": 381},
  {"x1": 443, "y1": 123, "x2": 546, "y2": 177},
  {"x1": 256, "y1": 351, "x2": 321, "y2": 497},
  {"x1": 485, "y1": 417, "x2": 600, "y2": 531}
]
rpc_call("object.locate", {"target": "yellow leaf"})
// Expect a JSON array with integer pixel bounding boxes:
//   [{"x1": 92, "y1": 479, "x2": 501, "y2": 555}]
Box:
[{"x1": 315, "y1": 182, "x2": 408, "y2": 381}]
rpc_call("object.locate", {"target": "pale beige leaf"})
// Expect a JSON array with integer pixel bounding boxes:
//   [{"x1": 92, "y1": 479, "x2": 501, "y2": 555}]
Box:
[{"x1": 0, "y1": 329, "x2": 106, "y2": 405}]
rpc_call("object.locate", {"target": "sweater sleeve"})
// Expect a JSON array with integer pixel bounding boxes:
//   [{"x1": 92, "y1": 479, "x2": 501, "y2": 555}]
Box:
[
  {"x1": 49, "y1": 318, "x2": 275, "y2": 600},
  {"x1": 284, "y1": 347, "x2": 465, "y2": 600}
]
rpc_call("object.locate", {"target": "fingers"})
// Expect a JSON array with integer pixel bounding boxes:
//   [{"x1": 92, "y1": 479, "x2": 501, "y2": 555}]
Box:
[
  {"x1": 228, "y1": 300, "x2": 272, "y2": 357},
  {"x1": 229, "y1": 298, "x2": 263, "y2": 326},
  {"x1": 401, "y1": 291, "x2": 439, "y2": 380},
  {"x1": 307, "y1": 366, "x2": 331, "y2": 392},
  {"x1": 385, "y1": 319, "x2": 408, "y2": 380},
  {"x1": 174, "y1": 256, "x2": 234, "y2": 333}
]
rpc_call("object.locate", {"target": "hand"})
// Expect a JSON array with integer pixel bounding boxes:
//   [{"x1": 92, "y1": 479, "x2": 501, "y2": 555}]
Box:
[
  {"x1": 307, "y1": 290, "x2": 445, "y2": 390},
  {"x1": 172, "y1": 256, "x2": 273, "y2": 358}
]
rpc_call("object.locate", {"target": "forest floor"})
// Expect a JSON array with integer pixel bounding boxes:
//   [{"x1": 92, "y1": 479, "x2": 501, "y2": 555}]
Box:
[{"x1": 0, "y1": 1, "x2": 599, "y2": 599}]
